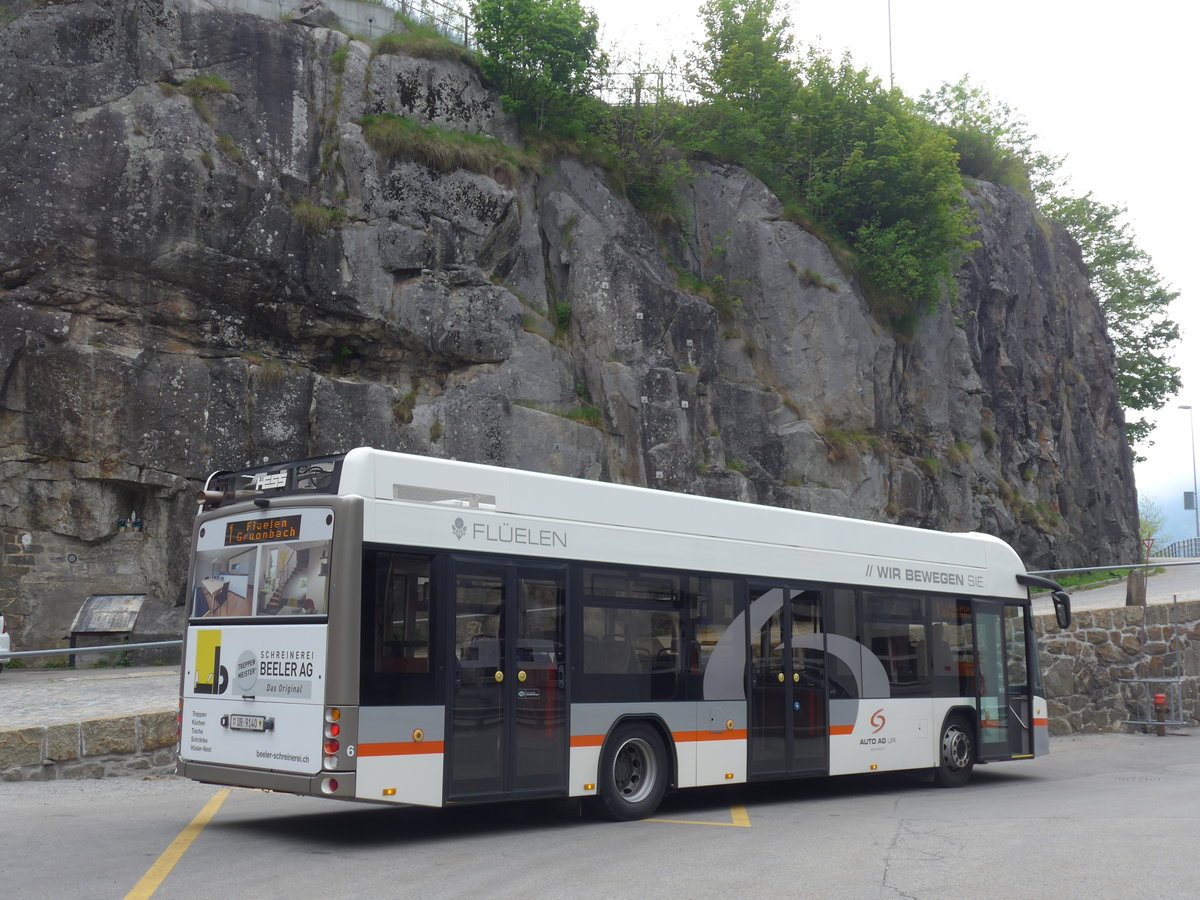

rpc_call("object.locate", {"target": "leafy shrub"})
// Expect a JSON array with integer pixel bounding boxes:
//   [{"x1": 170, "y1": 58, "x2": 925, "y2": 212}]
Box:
[
  {"x1": 673, "y1": 5, "x2": 977, "y2": 325},
  {"x1": 554, "y1": 301, "x2": 572, "y2": 333}
]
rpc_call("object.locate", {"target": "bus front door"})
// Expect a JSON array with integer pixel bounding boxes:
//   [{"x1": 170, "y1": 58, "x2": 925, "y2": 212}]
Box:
[
  {"x1": 748, "y1": 585, "x2": 828, "y2": 779},
  {"x1": 447, "y1": 561, "x2": 567, "y2": 801},
  {"x1": 974, "y1": 601, "x2": 1033, "y2": 760}
]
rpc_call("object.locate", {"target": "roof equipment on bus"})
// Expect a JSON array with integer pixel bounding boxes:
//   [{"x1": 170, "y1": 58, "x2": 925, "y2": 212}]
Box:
[{"x1": 197, "y1": 455, "x2": 345, "y2": 510}]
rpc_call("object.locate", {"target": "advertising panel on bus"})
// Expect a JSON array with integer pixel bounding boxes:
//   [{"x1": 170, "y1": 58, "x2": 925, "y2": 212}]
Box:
[{"x1": 181, "y1": 623, "x2": 328, "y2": 775}]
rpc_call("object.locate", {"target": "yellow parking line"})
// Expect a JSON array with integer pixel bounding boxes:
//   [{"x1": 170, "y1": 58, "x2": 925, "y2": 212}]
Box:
[
  {"x1": 124, "y1": 788, "x2": 230, "y2": 900},
  {"x1": 648, "y1": 803, "x2": 751, "y2": 828}
]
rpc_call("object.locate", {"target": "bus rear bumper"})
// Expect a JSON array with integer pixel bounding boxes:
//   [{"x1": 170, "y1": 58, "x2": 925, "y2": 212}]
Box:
[{"x1": 178, "y1": 759, "x2": 357, "y2": 799}]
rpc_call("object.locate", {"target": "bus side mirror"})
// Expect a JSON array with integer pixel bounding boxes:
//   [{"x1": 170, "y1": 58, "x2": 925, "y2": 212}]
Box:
[{"x1": 1052, "y1": 591, "x2": 1071, "y2": 629}]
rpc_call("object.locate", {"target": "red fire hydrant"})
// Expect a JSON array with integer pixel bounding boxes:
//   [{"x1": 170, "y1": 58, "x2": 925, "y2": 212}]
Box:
[{"x1": 1154, "y1": 692, "x2": 1167, "y2": 737}]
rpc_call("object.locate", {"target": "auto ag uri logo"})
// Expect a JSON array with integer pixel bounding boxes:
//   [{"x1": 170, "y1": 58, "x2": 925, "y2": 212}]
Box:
[{"x1": 870, "y1": 709, "x2": 887, "y2": 733}]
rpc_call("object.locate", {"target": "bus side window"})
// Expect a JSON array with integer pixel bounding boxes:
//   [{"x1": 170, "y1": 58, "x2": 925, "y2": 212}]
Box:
[
  {"x1": 361, "y1": 551, "x2": 435, "y2": 705},
  {"x1": 826, "y1": 588, "x2": 860, "y2": 699},
  {"x1": 930, "y1": 597, "x2": 975, "y2": 698},
  {"x1": 383, "y1": 556, "x2": 431, "y2": 673},
  {"x1": 688, "y1": 576, "x2": 738, "y2": 682},
  {"x1": 861, "y1": 591, "x2": 930, "y2": 697},
  {"x1": 577, "y1": 566, "x2": 683, "y2": 702}
]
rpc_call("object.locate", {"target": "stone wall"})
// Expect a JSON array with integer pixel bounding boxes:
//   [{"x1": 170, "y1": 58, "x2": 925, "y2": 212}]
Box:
[
  {"x1": 1035, "y1": 602, "x2": 1200, "y2": 734},
  {"x1": 0, "y1": 527, "x2": 182, "y2": 665},
  {"x1": 0, "y1": 711, "x2": 177, "y2": 782}
]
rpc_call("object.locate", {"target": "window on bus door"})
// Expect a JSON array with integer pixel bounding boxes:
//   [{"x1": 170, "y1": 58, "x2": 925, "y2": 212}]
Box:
[
  {"x1": 191, "y1": 540, "x2": 331, "y2": 618},
  {"x1": 1004, "y1": 604, "x2": 1031, "y2": 694},
  {"x1": 577, "y1": 566, "x2": 683, "y2": 702},
  {"x1": 861, "y1": 591, "x2": 930, "y2": 697}
]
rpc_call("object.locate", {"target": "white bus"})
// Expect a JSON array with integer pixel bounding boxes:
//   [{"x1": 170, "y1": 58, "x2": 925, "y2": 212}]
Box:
[{"x1": 178, "y1": 448, "x2": 1070, "y2": 819}]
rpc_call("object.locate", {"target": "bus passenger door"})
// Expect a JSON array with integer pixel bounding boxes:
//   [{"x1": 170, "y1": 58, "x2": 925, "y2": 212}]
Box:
[
  {"x1": 974, "y1": 601, "x2": 1032, "y2": 760},
  {"x1": 447, "y1": 560, "x2": 567, "y2": 800},
  {"x1": 747, "y1": 584, "x2": 828, "y2": 779}
]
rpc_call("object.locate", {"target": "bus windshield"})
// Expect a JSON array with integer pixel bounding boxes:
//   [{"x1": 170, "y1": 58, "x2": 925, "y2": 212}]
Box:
[{"x1": 190, "y1": 509, "x2": 334, "y2": 618}]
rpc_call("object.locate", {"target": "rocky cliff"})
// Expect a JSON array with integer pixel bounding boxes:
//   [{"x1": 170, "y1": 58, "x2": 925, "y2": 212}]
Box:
[{"x1": 0, "y1": 0, "x2": 1139, "y2": 651}]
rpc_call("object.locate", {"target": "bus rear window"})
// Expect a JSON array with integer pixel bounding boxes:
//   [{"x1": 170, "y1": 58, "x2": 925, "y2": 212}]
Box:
[
  {"x1": 192, "y1": 541, "x2": 331, "y2": 618},
  {"x1": 191, "y1": 509, "x2": 334, "y2": 618}
]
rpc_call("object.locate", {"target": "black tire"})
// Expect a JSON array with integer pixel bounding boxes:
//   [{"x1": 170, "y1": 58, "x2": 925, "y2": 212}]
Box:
[
  {"x1": 595, "y1": 722, "x2": 669, "y2": 820},
  {"x1": 933, "y1": 715, "x2": 975, "y2": 788}
]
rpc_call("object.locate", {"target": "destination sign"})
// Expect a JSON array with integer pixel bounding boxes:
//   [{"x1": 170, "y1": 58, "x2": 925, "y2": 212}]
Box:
[{"x1": 224, "y1": 516, "x2": 301, "y2": 546}]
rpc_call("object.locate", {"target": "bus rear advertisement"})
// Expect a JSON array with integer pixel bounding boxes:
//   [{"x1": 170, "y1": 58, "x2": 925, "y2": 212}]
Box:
[{"x1": 178, "y1": 448, "x2": 1069, "y2": 819}]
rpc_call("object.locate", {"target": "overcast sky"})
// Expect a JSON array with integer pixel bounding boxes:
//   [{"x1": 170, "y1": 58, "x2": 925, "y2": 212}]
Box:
[{"x1": 588, "y1": 0, "x2": 1198, "y2": 550}]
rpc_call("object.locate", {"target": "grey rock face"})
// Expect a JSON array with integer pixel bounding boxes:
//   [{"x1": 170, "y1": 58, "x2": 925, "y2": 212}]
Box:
[{"x1": 0, "y1": 0, "x2": 1138, "y2": 651}]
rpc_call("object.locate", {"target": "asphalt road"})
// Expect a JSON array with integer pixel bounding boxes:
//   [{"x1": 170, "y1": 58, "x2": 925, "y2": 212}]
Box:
[{"x1": 3, "y1": 730, "x2": 1197, "y2": 900}]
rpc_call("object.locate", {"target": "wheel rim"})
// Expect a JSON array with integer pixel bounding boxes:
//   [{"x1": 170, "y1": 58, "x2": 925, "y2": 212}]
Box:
[
  {"x1": 941, "y1": 725, "x2": 970, "y2": 771},
  {"x1": 612, "y1": 737, "x2": 657, "y2": 803}
]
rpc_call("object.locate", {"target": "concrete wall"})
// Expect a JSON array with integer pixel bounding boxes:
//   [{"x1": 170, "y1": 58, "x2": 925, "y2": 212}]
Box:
[{"x1": 1034, "y1": 601, "x2": 1200, "y2": 734}]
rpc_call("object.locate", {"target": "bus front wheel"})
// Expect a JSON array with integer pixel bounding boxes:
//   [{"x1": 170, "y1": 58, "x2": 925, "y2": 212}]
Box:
[
  {"x1": 933, "y1": 716, "x2": 975, "y2": 788},
  {"x1": 596, "y1": 722, "x2": 668, "y2": 820}
]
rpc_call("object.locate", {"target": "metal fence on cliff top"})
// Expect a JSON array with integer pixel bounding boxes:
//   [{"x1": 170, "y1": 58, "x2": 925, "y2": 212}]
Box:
[{"x1": 389, "y1": 0, "x2": 472, "y2": 48}]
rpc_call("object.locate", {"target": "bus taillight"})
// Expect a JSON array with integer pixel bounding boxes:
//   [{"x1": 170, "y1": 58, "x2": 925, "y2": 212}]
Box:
[{"x1": 324, "y1": 738, "x2": 340, "y2": 755}]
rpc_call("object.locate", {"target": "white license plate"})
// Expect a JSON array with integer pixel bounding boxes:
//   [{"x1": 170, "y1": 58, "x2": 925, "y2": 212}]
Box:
[{"x1": 228, "y1": 714, "x2": 267, "y2": 732}]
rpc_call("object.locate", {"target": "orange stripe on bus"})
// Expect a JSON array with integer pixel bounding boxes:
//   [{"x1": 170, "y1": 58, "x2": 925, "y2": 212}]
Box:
[
  {"x1": 357, "y1": 741, "x2": 445, "y2": 757},
  {"x1": 571, "y1": 731, "x2": 748, "y2": 748},
  {"x1": 829, "y1": 725, "x2": 855, "y2": 736},
  {"x1": 1033, "y1": 718, "x2": 1048, "y2": 727},
  {"x1": 671, "y1": 730, "x2": 748, "y2": 743}
]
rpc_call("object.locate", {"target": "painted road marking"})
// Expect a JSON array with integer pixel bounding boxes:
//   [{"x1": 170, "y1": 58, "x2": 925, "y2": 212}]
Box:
[
  {"x1": 648, "y1": 803, "x2": 751, "y2": 828},
  {"x1": 124, "y1": 788, "x2": 231, "y2": 900}
]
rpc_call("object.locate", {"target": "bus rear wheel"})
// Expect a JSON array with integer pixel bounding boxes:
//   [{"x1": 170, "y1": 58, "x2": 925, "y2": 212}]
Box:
[
  {"x1": 596, "y1": 722, "x2": 668, "y2": 820},
  {"x1": 934, "y1": 715, "x2": 975, "y2": 788}
]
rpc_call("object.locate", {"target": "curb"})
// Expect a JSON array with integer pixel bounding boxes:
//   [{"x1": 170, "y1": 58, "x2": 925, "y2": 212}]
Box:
[{"x1": 0, "y1": 710, "x2": 177, "y2": 782}]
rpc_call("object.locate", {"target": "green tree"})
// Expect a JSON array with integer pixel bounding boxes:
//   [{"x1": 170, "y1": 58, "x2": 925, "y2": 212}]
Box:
[
  {"x1": 679, "y1": 6, "x2": 975, "y2": 320},
  {"x1": 682, "y1": 0, "x2": 798, "y2": 179},
  {"x1": 1046, "y1": 194, "x2": 1181, "y2": 450},
  {"x1": 916, "y1": 76, "x2": 1062, "y2": 202},
  {"x1": 471, "y1": 0, "x2": 606, "y2": 133},
  {"x1": 790, "y1": 51, "x2": 976, "y2": 317},
  {"x1": 1139, "y1": 496, "x2": 1174, "y2": 548}
]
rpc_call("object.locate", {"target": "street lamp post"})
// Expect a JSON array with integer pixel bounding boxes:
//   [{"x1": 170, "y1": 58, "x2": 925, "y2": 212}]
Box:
[{"x1": 1181, "y1": 405, "x2": 1199, "y2": 548}]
